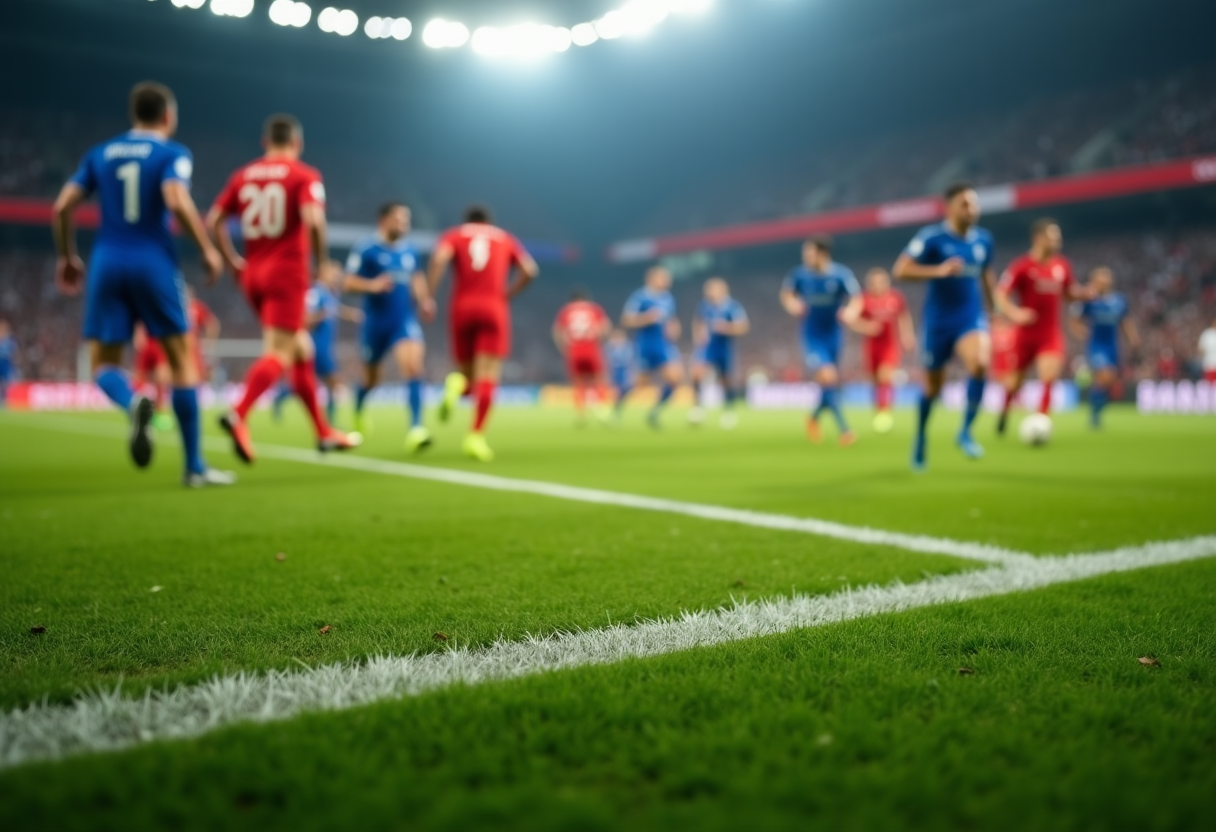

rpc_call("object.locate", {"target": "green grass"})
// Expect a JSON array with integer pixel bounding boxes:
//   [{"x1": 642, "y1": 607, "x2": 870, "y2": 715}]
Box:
[{"x1": 1, "y1": 403, "x2": 1214, "y2": 830}]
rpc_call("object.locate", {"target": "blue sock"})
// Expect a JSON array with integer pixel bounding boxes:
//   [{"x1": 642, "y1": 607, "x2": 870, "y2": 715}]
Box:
[
  {"x1": 355, "y1": 384, "x2": 370, "y2": 415},
  {"x1": 407, "y1": 380, "x2": 423, "y2": 428},
  {"x1": 917, "y1": 392, "x2": 934, "y2": 439},
  {"x1": 826, "y1": 387, "x2": 848, "y2": 432},
  {"x1": 962, "y1": 377, "x2": 986, "y2": 436},
  {"x1": 171, "y1": 387, "x2": 205, "y2": 475},
  {"x1": 656, "y1": 384, "x2": 674, "y2": 408},
  {"x1": 95, "y1": 366, "x2": 134, "y2": 411},
  {"x1": 1091, "y1": 388, "x2": 1108, "y2": 424}
]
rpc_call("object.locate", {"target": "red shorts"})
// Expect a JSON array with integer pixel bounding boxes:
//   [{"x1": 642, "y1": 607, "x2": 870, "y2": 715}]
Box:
[
  {"x1": 242, "y1": 265, "x2": 307, "y2": 332},
  {"x1": 134, "y1": 340, "x2": 166, "y2": 377},
  {"x1": 567, "y1": 343, "x2": 604, "y2": 378},
  {"x1": 450, "y1": 302, "x2": 510, "y2": 364},
  {"x1": 1013, "y1": 328, "x2": 1065, "y2": 372},
  {"x1": 1205, "y1": 370, "x2": 1216, "y2": 383},
  {"x1": 864, "y1": 339, "x2": 901, "y2": 375}
]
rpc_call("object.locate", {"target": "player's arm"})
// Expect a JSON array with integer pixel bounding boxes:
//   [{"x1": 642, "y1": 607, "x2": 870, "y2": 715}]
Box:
[
  {"x1": 892, "y1": 252, "x2": 964, "y2": 281},
  {"x1": 1067, "y1": 305, "x2": 1090, "y2": 343},
  {"x1": 164, "y1": 181, "x2": 222, "y2": 284},
  {"x1": 692, "y1": 316, "x2": 708, "y2": 347},
  {"x1": 717, "y1": 307, "x2": 750, "y2": 337},
  {"x1": 411, "y1": 271, "x2": 436, "y2": 322},
  {"x1": 994, "y1": 271, "x2": 1035, "y2": 325},
  {"x1": 621, "y1": 306, "x2": 660, "y2": 329},
  {"x1": 1121, "y1": 317, "x2": 1142, "y2": 350},
  {"x1": 204, "y1": 203, "x2": 247, "y2": 279},
  {"x1": 506, "y1": 251, "x2": 540, "y2": 301},
  {"x1": 338, "y1": 304, "x2": 364, "y2": 324},
  {"x1": 426, "y1": 240, "x2": 454, "y2": 295},
  {"x1": 301, "y1": 201, "x2": 328, "y2": 277},
  {"x1": 839, "y1": 295, "x2": 879, "y2": 336},
  {"x1": 51, "y1": 182, "x2": 88, "y2": 296},
  {"x1": 979, "y1": 266, "x2": 998, "y2": 315},
  {"x1": 552, "y1": 318, "x2": 569, "y2": 354},
  {"x1": 898, "y1": 308, "x2": 917, "y2": 353},
  {"x1": 778, "y1": 281, "x2": 805, "y2": 317}
]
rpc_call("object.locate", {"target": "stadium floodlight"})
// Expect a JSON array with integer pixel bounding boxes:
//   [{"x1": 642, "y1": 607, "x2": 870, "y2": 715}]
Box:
[
  {"x1": 471, "y1": 24, "x2": 573, "y2": 59},
  {"x1": 171, "y1": 0, "x2": 207, "y2": 9},
  {"x1": 665, "y1": 0, "x2": 713, "y2": 13},
  {"x1": 390, "y1": 18, "x2": 412, "y2": 41},
  {"x1": 209, "y1": 0, "x2": 254, "y2": 17},
  {"x1": 318, "y1": 7, "x2": 357, "y2": 36},
  {"x1": 269, "y1": 0, "x2": 312, "y2": 28},
  {"x1": 594, "y1": 11, "x2": 626, "y2": 40},
  {"x1": 422, "y1": 19, "x2": 470, "y2": 49},
  {"x1": 570, "y1": 23, "x2": 599, "y2": 47},
  {"x1": 617, "y1": 1, "x2": 670, "y2": 35}
]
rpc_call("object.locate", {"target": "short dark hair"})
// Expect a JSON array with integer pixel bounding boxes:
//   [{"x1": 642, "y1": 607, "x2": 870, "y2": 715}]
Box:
[
  {"x1": 805, "y1": 234, "x2": 833, "y2": 254},
  {"x1": 1031, "y1": 217, "x2": 1058, "y2": 239},
  {"x1": 129, "y1": 82, "x2": 175, "y2": 126},
  {"x1": 464, "y1": 204, "x2": 493, "y2": 224},
  {"x1": 570, "y1": 287, "x2": 589, "y2": 301},
  {"x1": 944, "y1": 181, "x2": 975, "y2": 202},
  {"x1": 264, "y1": 114, "x2": 302, "y2": 147},
  {"x1": 378, "y1": 201, "x2": 407, "y2": 219}
]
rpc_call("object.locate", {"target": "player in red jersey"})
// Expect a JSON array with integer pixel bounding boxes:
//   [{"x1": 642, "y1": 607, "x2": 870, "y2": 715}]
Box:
[
  {"x1": 994, "y1": 219, "x2": 1090, "y2": 435},
  {"x1": 184, "y1": 285, "x2": 220, "y2": 383},
  {"x1": 427, "y1": 205, "x2": 539, "y2": 461},
  {"x1": 206, "y1": 114, "x2": 360, "y2": 462},
  {"x1": 845, "y1": 268, "x2": 915, "y2": 433},
  {"x1": 553, "y1": 288, "x2": 612, "y2": 423},
  {"x1": 131, "y1": 323, "x2": 171, "y2": 425},
  {"x1": 989, "y1": 318, "x2": 1018, "y2": 393}
]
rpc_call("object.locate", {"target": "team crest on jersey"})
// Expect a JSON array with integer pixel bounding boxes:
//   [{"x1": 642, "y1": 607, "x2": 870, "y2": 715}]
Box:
[
  {"x1": 310, "y1": 181, "x2": 326, "y2": 203},
  {"x1": 173, "y1": 156, "x2": 193, "y2": 180},
  {"x1": 972, "y1": 244, "x2": 986, "y2": 262}
]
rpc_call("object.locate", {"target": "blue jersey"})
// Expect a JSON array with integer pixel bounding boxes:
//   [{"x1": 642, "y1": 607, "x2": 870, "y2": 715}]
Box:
[
  {"x1": 606, "y1": 339, "x2": 634, "y2": 372},
  {"x1": 306, "y1": 284, "x2": 340, "y2": 339},
  {"x1": 345, "y1": 237, "x2": 420, "y2": 327},
  {"x1": 903, "y1": 222, "x2": 994, "y2": 333},
  {"x1": 1080, "y1": 293, "x2": 1129, "y2": 353},
  {"x1": 697, "y1": 298, "x2": 748, "y2": 352},
  {"x1": 69, "y1": 130, "x2": 193, "y2": 261},
  {"x1": 0, "y1": 336, "x2": 15, "y2": 377},
  {"x1": 623, "y1": 287, "x2": 677, "y2": 353},
  {"x1": 782, "y1": 263, "x2": 860, "y2": 340}
]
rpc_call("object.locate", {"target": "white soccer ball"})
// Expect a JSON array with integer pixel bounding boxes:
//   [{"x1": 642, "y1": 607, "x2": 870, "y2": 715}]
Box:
[{"x1": 1018, "y1": 413, "x2": 1053, "y2": 447}]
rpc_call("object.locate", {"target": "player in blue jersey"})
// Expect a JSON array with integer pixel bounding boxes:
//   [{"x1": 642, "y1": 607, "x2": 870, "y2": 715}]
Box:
[
  {"x1": 622, "y1": 266, "x2": 684, "y2": 428},
  {"x1": 780, "y1": 235, "x2": 864, "y2": 445},
  {"x1": 0, "y1": 320, "x2": 15, "y2": 407},
  {"x1": 1072, "y1": 266, "x2": 1140, "y2": 428},
  {"x1": 605, "y1": 329, "x2": 636, "y2": 418},
  {"x1": 343, "y1": 202, "x2": 436, "y2": 453},
  {"x1": 893, "y1": 182, "x2": 998, "y2": 470},
  {"x1": 690, "y1": 277, "x2": 750, "y2": 429},
  {"x1": 51, "y1": 82, "x2": 233, "y2": 487}
]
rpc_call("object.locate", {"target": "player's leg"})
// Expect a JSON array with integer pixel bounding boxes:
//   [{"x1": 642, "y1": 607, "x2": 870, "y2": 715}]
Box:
[
  {"x1": 151, "y1": 358, "x2": 173, "y2": 430},
  {"x1": 718, "y1": 353, "x2": 740, "y2": 429},
  {"x1": 394, "y1": 336, "x2": 432, "y2": 453},
  {"x1": 441, "y1": 315, "x2": 474, "y2": 424},
  {"x1": 998, "y1": 366, "x2": 1026, "y2": 437},
  {"x1": 649, "y1": 354, "x2": 682, "y2": 429},
  {"x1": 1035, "y1": 351, "x2": 1064, "y2": 416},
  {"x1": 287, "y1": 328, "x2": 338, "y2": 444},
  {"x1": 872, "y1": 363, "x2": 896, "y2": 434},
  {"x1": 815, "y1": 363, "x2": 854, "y2": 446},
  {"x1": 463, "y1": 351, "x2": 502, "y2": 462},
  {"x1": 353, "y1": 324, "x2": 387, "y2": 434},
  {"x1": 160, "y1": 333, "x2": 234, "y2": 487},
  {"x1": 954, "y1": 330, "x2": 991, "y2": 459},
  {"x1": 1090, "y1": 357, "x2": 1116, "y2": 428},
  {"x1": 912, "y1": 327, "x2": 954, "y2": 471},
  {"x1": 687, "y1": 357, "x2": 707, "y2": 426}
]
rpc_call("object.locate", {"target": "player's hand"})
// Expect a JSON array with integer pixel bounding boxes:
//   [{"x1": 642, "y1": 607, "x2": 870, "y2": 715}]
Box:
[
  {"x1": 202, "y1": 247, "x2": 224, "y2": 285},
  {"x1": 938, "y1": 258, "x2": 966, "y2": 277},
  {"x1": 372, "y1": 276, "x2": 395, "y2": 294},
  {"x1": 419, "y1": 297, "x2": 437, "y2": 323},
  {"x1": 55, "y1": 254, "x2": 86, "y2": 296},
  {"x1": 226, "y1": 254, "x2": 248, "y2": 278}
]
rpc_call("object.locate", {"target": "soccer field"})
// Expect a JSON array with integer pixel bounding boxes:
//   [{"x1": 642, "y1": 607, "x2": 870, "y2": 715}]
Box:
[{"x1": 1, "y1": 404, "x2": 1215, "y2": 831}]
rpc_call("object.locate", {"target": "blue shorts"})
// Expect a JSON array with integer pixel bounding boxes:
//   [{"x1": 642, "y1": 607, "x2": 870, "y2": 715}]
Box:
[
  {"x1": 83, "y1": 246, "x2": 188, "y2": 344},
  {"x1": 698, "y1": 342, "x2": 735, "y2": 378},
  {"x1": 361, "y1": 314, "x2": 423, "y2": 366},
  {"x1": 611, "y1": 366, "x2": 632, "y2": 389},
  {"x1": 921, "y1": 314, "x2": 989, "y2": 372},
  {"x1": 802, "y1": 332, "x2": 840, "y2": 372},
  {"x1": 313, "y1": 332, "x2": 337, "y2": 378},
  {"x1": 1088, "y1": 344, "x2": 1119, "y2": 371},
  {"x1": 637, "y1": 341, "x2": 678, "y2": 374}
]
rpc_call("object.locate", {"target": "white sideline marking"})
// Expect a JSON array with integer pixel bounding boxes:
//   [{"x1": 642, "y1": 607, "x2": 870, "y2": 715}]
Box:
[
  {"x1": 2, "y1": 534, "x2": 1214, "y2": 770},
  {"x1": 3, "y1": 414, "x2": 1032, "y2": 566}
]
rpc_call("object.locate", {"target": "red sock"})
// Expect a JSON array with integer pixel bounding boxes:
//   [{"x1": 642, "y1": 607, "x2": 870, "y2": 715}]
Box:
[
  {"x1": 155, "y1": 383, "x2": 169, "y2": 411},
  {"x1": 291, "y1": 360, "x2": 330, "y2": 438},
  {"x1": 1039, "y1": 383, "x2": 1052, "y2": 415},
  {"x1": 877, "y1": 383, "x2": 893, "y2": 411},
  {"x1": 573, "y1": 382, "x2": 586, "y2": 414},
  {"x1": 1002, "y1": 386, "x2": 1019, "y2": 416},
  {"x1": 473, "y1": 380, "x2": 496, "y2": 432},
  {"x1": 596, "y1": 384, "x2": 610, "y2": 406},
  {"x1": 235, "y1": 355, "x2": 285, "y2": 420}
]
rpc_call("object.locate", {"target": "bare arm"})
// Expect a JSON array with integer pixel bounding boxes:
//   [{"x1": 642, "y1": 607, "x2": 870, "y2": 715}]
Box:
[
  {"x1": 205, "y1": 206, "x2": 246, "y2": 279},
  {"x1": 839, "y1": 295, "x2": 877, "y2": 336},
  {"x1": 164, "y1": 181, "x2": 222, "y2": 284},
  {"x1": 552, "y1": 322, "x2": 568, "y2": 353},
  {"x1": 979, "y1": 266, "x2": 997, "y2": 316},
  {"x1": 426, "y1": 242, "x2": 454, "y2": 295},
  {"x1": 893, "y1": 253, "x2": 963, "y2": 281},
  {"x1": 338, "y1": 304, "x2": 364, "y2": 324},
  {"x1": 898, "y1": 309, "x2": 917, "y2": 353},
  {"x1": 622, "y1": 309, "x2": 660, "y2": 329},
  {"x1": 779, "y1": 288, "x2": 805, "y2": 317},
  {"x1": 692, "y1": 318, "x2": 708, "y2": 347},
  {"x1": 51, "y1": 183, "x2": 87, "y2": 296},
  {"x1": 411, "y1": 272, "x2": 436, "y2": 323},
  {"x1": 343, "y1": 273, "x2": 393, "y2": 294},
  {"x1": 1122, "y1": 318, "x2": 1141, "y2": 350},
  {"x1": 1067, "y1": 314, "x2": 1090, "y2": 343},
  {"x1": 993, "y1": 284, "x2": 1034, "y2": 325},
  {"x1": 301, "y1": 202, "x2": 328, "y2": 275},
  {"x1": 506, "y1": 254, "x2": 539, "y2": 301}
]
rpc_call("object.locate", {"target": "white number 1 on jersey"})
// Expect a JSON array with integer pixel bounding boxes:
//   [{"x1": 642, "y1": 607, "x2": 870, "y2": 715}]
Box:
[
  {"x1": 117, "y1": 161, "x2": 140, "y2": 224},
  {"x1": 469, "y1": 235, "x2": 491, "y2": 272}
]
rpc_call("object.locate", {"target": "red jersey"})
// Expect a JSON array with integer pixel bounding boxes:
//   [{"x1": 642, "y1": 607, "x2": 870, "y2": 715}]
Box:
[
  {"x1": 555, "y1": 301, "x2": 609, "y2": 345},
  {"x1": 859, "y1": 290, "x2": 907, "y2": 345},
  {"x1": 437, "y1": 223, "x2": 528, "y2": 309},
  {"x1": 991, "y1": 319, "x2": 1018, "y2": 377},
  {"x1": 212, "y1": 157, "x2": 325, "y2": 285},
  {"x1": 998, "y1": 254, "x2": 1074, "y2": 337}
]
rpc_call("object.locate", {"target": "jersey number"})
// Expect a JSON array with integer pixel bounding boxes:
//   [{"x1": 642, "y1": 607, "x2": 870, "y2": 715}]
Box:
[
  {"x1": 116, "y1": 161, "x2": 140, "y2": 224},
  {"x1": 239, "y1": 183, "x2": 287, "y2": 240},
  {"x1": 468, "y1": 235, "x2": 491, "y2": 272}
]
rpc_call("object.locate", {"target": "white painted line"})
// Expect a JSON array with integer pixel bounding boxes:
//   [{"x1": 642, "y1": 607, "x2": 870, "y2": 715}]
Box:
[
  {"x1": 2, "y1": 413, "x2": 1033, "y2": 567},
  {"x1": 2, "y1": 533, "x2": 1214, "y2": 770}
]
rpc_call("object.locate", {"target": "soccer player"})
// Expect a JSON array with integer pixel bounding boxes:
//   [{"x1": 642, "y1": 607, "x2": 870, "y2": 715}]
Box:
[
  {"x1": 552, "y1": 288, "x2": 612, "y2": 424},
  {"x1": 893, "y1": 182, "x2": 997, "y2": 469},
  {"x1": 0, "y1": 320, "x2": 15, "y2": 407},
  {"x1": 622, "y1": 266, "x2": 684, "y2": 429},
  {"x1": 850, "y1": 267, "x2": 915, "y2": 433},
  {"x1": 131, "y1": 323, "x2": 172, "y2": 429},
  {"x1": 427, "y1": 205, "x2": 539, "y2": 461},
  {"x1": 994, "y1": 219, "x2": 1090, "y2": 435},
  {"x1": 780, "y1": 235, "x2": 863, "y2": 445},
  {"x1": 1199, "y1": 317, "x2": 1216, "y2": 384},
  {"x1": 185, "y1": 284, "x2": 220, "y2": 386},
  {"x1": 344, "y1": 202, "x2": 434, "y2": 452},
  {"x1": 690, "y1": 277, "x2": 750, "y2": 429},
  {"x1": 1072, "y1": 267, "x2": 1140, "y2": 428},
  {"x1": 605, "y1": 328, "x2": 636, "y2": 418},
  {"x1": 51, "y1": 81, "x2": 233, "y2": 487},
  {"x1": 207, "y1": 113, "x2": 361, "y2": 463},
  {"x1": 272, "y1": 262, "x2": 356, "y2": 424}
]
